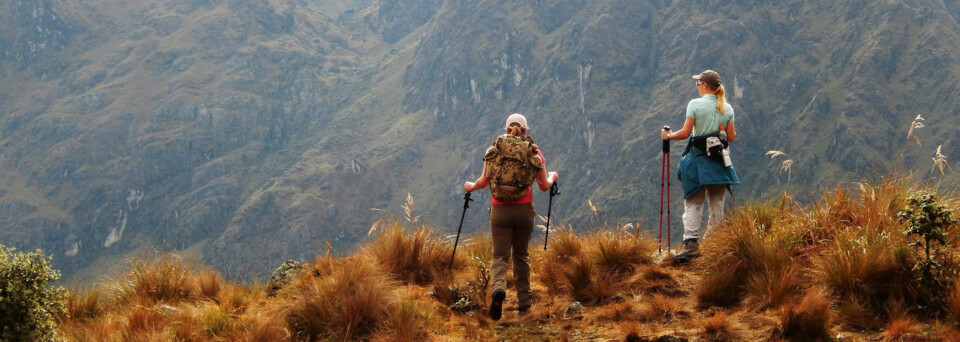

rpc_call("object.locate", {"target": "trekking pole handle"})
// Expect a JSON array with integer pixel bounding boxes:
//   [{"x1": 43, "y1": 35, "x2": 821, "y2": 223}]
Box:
[
  {"x1": 662, "y1": 125, "x2": 671, "y2": 153},
  {"x1": 463, "y1": 191, "x2": 473, "y2": 209},
  {"x1": 544, "y1": 182, "x2": 559, "y2": 251}
]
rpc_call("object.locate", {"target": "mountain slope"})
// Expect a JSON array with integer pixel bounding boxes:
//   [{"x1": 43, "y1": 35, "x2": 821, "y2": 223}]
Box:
[{"x1": 0, "y1": 0, "x2": 958, "y2": 282}]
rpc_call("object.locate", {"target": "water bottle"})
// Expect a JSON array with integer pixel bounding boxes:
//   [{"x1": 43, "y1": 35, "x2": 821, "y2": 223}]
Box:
[{"x1": 718, "y1": 125, "x2": 731, "y2": 167}]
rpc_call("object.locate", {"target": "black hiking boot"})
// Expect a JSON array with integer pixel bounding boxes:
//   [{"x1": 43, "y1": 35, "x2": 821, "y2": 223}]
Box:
[
  {"x1": 490, "y1": 289, "x2": 506, "y2": 320},
  {"x1": 671, "y1": 238, "x2": 700, "y2": 264}
]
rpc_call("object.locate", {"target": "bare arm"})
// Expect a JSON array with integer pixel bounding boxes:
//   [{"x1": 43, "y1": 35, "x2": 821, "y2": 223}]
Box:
[
  {"x1": 536, "y1": 157, "x2": 559, "y2": 191},
  {"x1": 661, "y1": 117, "x2": 696, "y2": 140},
  {"x1": 463, "y1": 164, "x2": 489, "y2": 192},
  {"x1": 725, "y1": 122, "x2": 736, "y2": 142}
]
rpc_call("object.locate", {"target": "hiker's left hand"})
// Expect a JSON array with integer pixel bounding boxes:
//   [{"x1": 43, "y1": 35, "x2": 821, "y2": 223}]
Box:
[{"x1": 463, "y1": 181, "x2": 475, "y2": 192}]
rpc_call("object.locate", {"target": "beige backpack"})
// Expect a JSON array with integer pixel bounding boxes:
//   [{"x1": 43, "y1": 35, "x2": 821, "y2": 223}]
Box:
[{"x1": 484, "y1": 134, "x2": 544, "y2": 201}]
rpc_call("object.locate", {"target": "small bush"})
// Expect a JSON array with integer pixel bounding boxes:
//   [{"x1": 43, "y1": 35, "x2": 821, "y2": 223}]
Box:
[
  {"x1": 897, "y1": 193, "x2": 959, "y2": 314},
  {"x1": 0, "y1": 245, "x2": 68, "y2": 342}
]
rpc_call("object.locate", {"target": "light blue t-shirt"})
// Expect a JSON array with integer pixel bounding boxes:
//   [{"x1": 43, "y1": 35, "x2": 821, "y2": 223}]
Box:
[{"x1": 685, "y1": 94, "x2": 734, "y2": 137}]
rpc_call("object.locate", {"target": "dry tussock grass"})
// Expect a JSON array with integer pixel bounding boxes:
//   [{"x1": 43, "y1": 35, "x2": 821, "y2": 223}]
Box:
[
  {"x1": 880, "y1": 316, "x2": 920, "y2": 341},
  {"x1": 194, "y1": 269, "x2": 222, "y2": 302},
  {"x1": 63, "y1": 286, "x2": 110, "y2": 323},
  {"x1": 774, "y1": 288, "x2": 833, "y2": 341},
  {"x1": 377, "y1": 299, "x2": 434, "y2": 342},
  {"x1": 368, "y1": 220, "x2": 452, "y2": 284},
  {"x1": 55, "y1": 176, "x2": 960, "y2": 341},
  {"x1": 285, "y1": 259, "x2": 394, "y2": 341},
  {"x1": 230, "y1": 310, "x2": 288, "y2": 342},
  {"x1": 700, "y1": 310, "x2": 740, "y2": 341},
  {"x1": 115, "y1": 254, "x2": 197, "y2": 305},
  {"x1": 835, "y1": 296, "x2": 883, "y2": 330},
  {"x1": 810, "y1": 226, "x2": 907, "y2": 312},
  {"x1": 538, "y1": 227, "x2": 657, "y2": 305},
  {"x1": 697, "y1": 199, "x2": 803, "y2": 308}
]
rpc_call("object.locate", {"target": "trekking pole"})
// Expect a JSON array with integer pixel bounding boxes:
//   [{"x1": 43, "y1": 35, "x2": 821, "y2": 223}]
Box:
[
  {"x1": 543, "y1": 182, "x2": 561, "y2": 250},
  {"x1": 449, "y1": 192, "x2": 473, "y2": 270},
  {"x1": 665, "y1": 135, "x2": 672, "y2": 253},
  {"x1": 659, "y1": 126, "x2": 670, "y2": 253}
]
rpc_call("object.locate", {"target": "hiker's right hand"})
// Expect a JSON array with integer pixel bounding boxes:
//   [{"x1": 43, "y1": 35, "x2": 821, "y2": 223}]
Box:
[
  {"x1": 463, "y1": 181, "x2": 475, "y2": 192},
  {"x1": 548, "y1": 172, "x2": 559, "y2": 183},
  {"x1": 661, "y1": 128, "x2": 671, "y2": 140}
]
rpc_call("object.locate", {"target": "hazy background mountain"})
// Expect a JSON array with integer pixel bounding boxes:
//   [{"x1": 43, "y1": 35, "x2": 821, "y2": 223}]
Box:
[{"x1": 0, "y1": 0, "x2": 957, "y2": 283}]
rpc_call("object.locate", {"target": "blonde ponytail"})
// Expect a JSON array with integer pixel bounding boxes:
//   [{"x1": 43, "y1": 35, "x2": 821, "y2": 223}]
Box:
[
  {"x1": 507, "y1": 125, "x2": 525, "y2": 137},
  {"x1": 715, "y1": 85, "x2": 726, "y2": 115}
]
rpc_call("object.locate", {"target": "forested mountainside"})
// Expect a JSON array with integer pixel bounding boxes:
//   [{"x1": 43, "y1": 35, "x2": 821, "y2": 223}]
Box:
[{"x1": 0, "y1": 0, "x2": 957, "y2": 283}]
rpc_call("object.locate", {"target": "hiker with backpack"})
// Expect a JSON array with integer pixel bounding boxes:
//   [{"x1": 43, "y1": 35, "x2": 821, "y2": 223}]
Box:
[
  {"x1": 661, "y1": 70, "x2": 740, "y2": 263},
  {"x1": 463, "y1": 113, "x2": 559, "y2": 320}
]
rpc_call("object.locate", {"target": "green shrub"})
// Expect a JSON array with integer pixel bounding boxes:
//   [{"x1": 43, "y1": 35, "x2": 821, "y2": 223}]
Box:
[
  {"x1": 0, "y1": 245, "x2": 68, "y2": 342},
  {"x1": 897, "y1": 193, "x2": 959, "y2": 314}
]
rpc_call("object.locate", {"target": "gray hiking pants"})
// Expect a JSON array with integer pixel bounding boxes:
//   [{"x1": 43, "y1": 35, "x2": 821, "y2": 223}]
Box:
[
  {"x1": 682, "y1": 185, "x2": 727, "y2": 241},
  {"x1": 490, "y1": 202, "x2": 535, "y2": 307}
]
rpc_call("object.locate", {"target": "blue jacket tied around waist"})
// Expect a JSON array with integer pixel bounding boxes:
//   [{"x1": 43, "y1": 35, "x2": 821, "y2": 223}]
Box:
[{"x1": 677, "y1": 141, "x2": 739, "y2": 199}]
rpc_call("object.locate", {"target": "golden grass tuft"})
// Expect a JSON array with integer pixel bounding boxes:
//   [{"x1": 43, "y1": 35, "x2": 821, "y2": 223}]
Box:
[
  {"x1": 368, "y1": 220, "x2": 452, "y2": 284},
  {"x1": 700, "y1": 310, "x2": 739, "y2": 341},
  {"x1": 880, "y1": 316, "x2": 920, "y2": 342},
  {"x1": 934, "y1": 321, "x2": 960, "y2": 341},
  {"x1": 379, "y1": 299, "x2": 434, "y2": 342},
  {"x1": 545, "y1": 227, "x2": 584, "y2": 262},
  {"x1": 835, "y1": 296, "x2": 882, "y2": 330},
  {"x1": 115, "y1": 254, "x2": 197, "y2": 305},
  {"x1": 697, "y1": 199, "x2": 802, "y2": 308},
  {"x1": 538, "y1": 227, "x2": 657, "y2": 305},
  {"x1": 774, "y1": 288, "x2": 833, "y2": 341},
  {"x1": 618, "y1": 321, "x2": 644, "y2": 341},
  {"x1": 63, "y1": 286, "x2": 110, "y2": 322},
  {"x1": 810, "y1": 226, "x2": 906, "y2": 311},
  {"x1": 647, "y1": 292, "x2": 683, "y2": 319},
  {"x1": 589, "y1": 230, "x2": 657, "y2": 275},
  {"x1": 199, "y1": 302, "x2": 238, "y2": 339},
  {"x1": 285, "y1": 259, "x2": 394, "y2": 341},
  {"x1": 194, "y1": 269, "x2": 223, "y2": 302},
  {"x1": 123, "y1": 305, "x2": 166, "y2": 335},
  {"x1": 218, "y1": 283, "x2": 261, "y2": 313},
  {"x1": 230, "y1": 310, "x2": 289, "y2": 342}
]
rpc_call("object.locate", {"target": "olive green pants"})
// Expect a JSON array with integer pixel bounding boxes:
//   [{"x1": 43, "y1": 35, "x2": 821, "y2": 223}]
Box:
[{"x1": 490, "y1": 202, "x2": 535, "y2": 307}]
